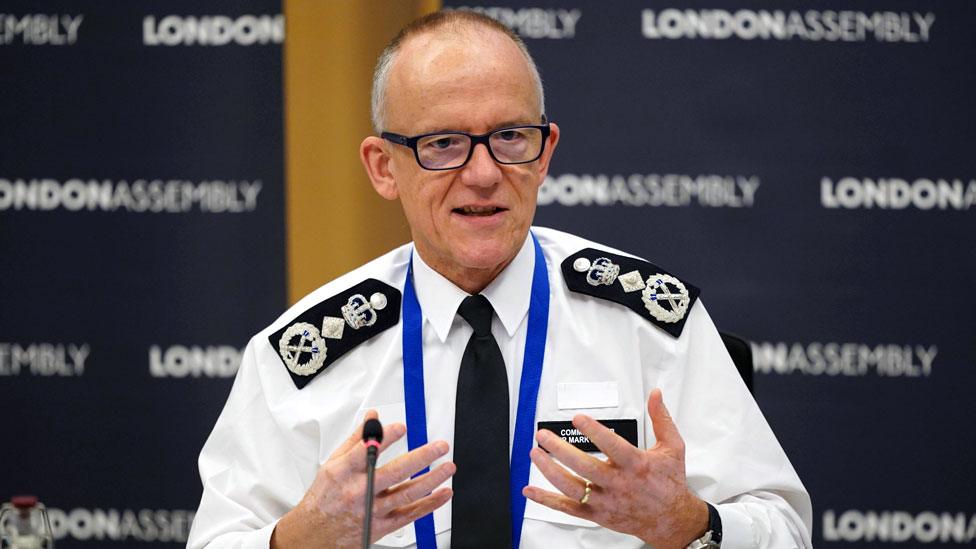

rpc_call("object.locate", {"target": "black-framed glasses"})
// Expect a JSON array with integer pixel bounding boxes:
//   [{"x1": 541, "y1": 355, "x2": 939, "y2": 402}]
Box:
[{"x1": 381, "y1": 121, "x2": 551, "y2": 171}]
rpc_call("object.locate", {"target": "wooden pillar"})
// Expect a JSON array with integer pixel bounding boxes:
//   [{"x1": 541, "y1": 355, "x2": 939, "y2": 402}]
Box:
[{"x1": 284, "y1": 0, "x2": 440, "y2": 304}]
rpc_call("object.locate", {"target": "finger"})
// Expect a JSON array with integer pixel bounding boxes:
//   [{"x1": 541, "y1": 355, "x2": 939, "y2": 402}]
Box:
[
  {"x1": 379, "y1": 487, "x2": 453, "y2": 533},
  {"x1": 571, "y1": 414, "x2": 643, "y2": 469},
  {"x1": 375, "y1": 461, "x2": 456, "y2": 515},
  {"x1": 342, "y1": 420, "x2": 408, "y2": 473},
  {"x1": 536, "y1": 430, "x2": 612, "y2": 485},
  {"x1": 381, "y1": 423, "x2": 408, "y2": 450},
  {"x1": 330, "y1": 410, "x2": 379, "y2": 459},
  {"x1": 522, "y1": 485, "x2": 591, "y2": 521},
  {"x1": 647, "y1": 389, "x2": 684, "y2": 453},
  {"x1": 529, "y1": 448, "x2": 591, "y2": 502},
  {"x1": 374, "y1": 440, "x2": 450, "y2": 492}
]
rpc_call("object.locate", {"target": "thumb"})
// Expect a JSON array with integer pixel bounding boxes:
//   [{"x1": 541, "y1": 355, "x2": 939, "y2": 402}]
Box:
[{"x1": 647, "y1": 389, "x2": 684, "y2": 454}]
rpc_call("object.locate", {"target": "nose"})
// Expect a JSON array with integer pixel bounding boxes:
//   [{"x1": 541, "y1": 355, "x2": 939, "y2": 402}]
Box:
[{"x1": 459, "y1": 143, "x2": 502, "y2": 188}]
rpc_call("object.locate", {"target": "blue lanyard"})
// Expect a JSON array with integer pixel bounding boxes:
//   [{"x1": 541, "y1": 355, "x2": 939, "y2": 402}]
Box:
[{"x1": 401, "y1": 233, "x2": 550, "y2": 549}]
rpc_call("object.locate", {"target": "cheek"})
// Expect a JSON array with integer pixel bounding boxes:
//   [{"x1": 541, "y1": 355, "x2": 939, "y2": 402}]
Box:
[
  {"x1": 404, "y1": 181, "x2": 450, "y2": 224},
  {"x1": 514, "y1": 174, "x2": 543, "y2": 206}
]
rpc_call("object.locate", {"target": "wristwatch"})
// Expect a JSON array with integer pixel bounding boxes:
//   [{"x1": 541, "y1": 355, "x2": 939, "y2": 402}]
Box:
[{"x1": 686, "y1": 503, "x2": 722, "y2": 549}]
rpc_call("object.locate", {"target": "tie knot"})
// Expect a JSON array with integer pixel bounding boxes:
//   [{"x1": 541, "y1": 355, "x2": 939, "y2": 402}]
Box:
[{"x1": 458, "y1": 294, "x2": 494, "y2": 336}]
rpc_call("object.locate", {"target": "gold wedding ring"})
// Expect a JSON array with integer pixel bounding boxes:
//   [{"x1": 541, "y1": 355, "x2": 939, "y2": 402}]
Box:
[{"x1": 579, "y1": 480, "x2": 593, "y2": 505}]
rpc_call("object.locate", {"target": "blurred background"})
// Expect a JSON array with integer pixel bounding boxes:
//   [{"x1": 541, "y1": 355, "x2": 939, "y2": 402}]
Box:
[{"x1": 1, "y1": 0, "x2": 974, "y2": 547}]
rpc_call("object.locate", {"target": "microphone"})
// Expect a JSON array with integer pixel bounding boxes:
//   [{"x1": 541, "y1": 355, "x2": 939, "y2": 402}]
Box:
[{"x1": 362, "y1": 418, "x2": 383, "y2": 549}]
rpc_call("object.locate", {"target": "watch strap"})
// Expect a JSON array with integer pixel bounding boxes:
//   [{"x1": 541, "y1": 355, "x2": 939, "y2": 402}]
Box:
[
  {"x1": 686, "y1": 502, "x2": 723, "y2": 549},
  {"x1": 708, "y1": 502, "x2": 723, "y2": 545}
]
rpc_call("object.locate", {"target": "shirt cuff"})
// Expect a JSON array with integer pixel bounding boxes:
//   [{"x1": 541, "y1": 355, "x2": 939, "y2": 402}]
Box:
[
  {"x1": 715, "y1": 504, "x2": 758, "y2": 549},
  {"x1": 255, "y1": 520, "x2": 279, "y2": 549},
  {"x1": 194, "y1": 519, "x2": 280, "y2": 549}
]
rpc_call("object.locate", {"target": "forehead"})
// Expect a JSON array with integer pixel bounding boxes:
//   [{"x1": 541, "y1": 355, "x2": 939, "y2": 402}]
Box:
[{"x1": 385, "y1": 26, "x2": 540, "y2": 134}]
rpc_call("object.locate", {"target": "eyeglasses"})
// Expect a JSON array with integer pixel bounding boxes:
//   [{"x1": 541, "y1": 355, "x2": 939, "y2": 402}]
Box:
[{"x1": 381, "y1": 122, "x2": 551, "y2": 171}]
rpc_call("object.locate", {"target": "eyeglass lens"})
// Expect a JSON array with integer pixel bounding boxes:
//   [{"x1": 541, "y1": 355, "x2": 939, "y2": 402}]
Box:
[{"x1": 416, "y1": 127, "x2": 544, "y2": 169}]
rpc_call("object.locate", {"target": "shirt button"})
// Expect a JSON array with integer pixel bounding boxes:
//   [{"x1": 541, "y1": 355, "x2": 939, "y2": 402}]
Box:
[{"x1": 395, "y1": 528, "x2": 405, "y2": 538}]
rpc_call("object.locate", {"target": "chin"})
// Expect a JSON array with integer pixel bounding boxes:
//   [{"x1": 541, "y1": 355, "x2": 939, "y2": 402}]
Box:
[{"x1": 454, "y1": 238, "x2": 519, "y2": 270}]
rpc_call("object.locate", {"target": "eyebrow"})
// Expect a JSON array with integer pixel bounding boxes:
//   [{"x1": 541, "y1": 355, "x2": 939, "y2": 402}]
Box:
[{"x1": 416, "y1": 119, "x2": 538, "y2": 135}]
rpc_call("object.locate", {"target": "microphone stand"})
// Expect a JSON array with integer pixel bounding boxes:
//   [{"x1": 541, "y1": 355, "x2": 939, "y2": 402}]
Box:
[{"x1": 362, "y1": 418, "x2": 383, "y2": 549}]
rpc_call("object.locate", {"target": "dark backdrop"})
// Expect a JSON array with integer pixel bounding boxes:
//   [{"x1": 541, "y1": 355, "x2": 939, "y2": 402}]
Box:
[
  {"x1": 444, "y1": 0, "x2": 976, "y2": 546},
  {"x1": 0, "y1": 1, "x2": 284, "y2": 546},
  {"x1": 2, "y1": 1, "x2": 975, "y2": 547}
]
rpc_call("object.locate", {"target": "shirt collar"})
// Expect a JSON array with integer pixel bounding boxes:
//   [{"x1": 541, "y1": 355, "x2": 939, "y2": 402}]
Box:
[{"x1": 411, "y1": 233, "x2": 535, "y2": 342}]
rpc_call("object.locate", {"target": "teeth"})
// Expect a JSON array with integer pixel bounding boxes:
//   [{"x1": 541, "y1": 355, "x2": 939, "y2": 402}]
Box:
[{"x1": 461, "y1": 206, "x2": 498, "y2": 214}]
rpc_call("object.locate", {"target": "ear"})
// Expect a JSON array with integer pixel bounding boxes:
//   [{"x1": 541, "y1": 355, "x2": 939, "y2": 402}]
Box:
[
  {"x1": 534, "y1": 122, "x2": 560, "y2": 182},
  {"x1": 360, "y1": 136, "x2": 399, "y2": 200}
]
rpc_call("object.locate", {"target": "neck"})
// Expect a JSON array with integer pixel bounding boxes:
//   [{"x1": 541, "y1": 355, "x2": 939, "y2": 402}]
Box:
[
  {"x1": 430, "y1": 259, "x2": 512, "y2": 295},
  {"x1": 415, "y1": 247, "x2": 518, "y2": 295}
]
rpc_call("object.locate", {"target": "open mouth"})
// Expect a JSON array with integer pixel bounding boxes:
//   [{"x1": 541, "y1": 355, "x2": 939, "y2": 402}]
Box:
[{"x1": 453, "y1": 205, "x2": 506, "y2": 217}]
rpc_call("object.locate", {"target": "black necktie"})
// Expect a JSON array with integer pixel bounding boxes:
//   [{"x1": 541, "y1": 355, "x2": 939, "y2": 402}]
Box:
[{"x1": 451, "y1": 295, "x2": 512, "y2": 549}]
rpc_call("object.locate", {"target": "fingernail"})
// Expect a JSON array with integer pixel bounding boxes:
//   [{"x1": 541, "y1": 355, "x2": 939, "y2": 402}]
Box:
[
  {"x1": 574, "y1": 415, "x2": 589, "y2": 427},
  {"x1": 434, "y1": 440, "x2": 449, "y2": 453}
]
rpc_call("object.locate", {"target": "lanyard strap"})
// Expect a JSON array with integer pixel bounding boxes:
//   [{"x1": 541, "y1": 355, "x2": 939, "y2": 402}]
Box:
[{"x1": 401, "y1": 233, "x2": 550, "y2": 549}]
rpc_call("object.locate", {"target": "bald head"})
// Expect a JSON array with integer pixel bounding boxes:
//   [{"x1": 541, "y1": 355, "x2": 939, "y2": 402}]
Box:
[
  {"x1": 357, "y1": 11, "x2": 560, "y2": 296},
  {"x1": 370, "y1": 11, "x2": 545, "y2": 133}
]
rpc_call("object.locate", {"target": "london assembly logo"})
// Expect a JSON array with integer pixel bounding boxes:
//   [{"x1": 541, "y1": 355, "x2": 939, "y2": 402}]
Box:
[
  {"x1": 451, "y1": 6, "x2": 581, "y2": 39},
  {"x1": 0, "y1": 14, "x2": 83, "y2": 45},
  {"x1": 0, "y1": 178, "x2": 263, "y2": 213},
  {"x1": 823, "y1": 509, "x2": 976, "y2": 543},
  {"x1": 642, "y1": 9, "x2": 935, "y2": 43},
  {"x1": 143, "y1": 14, "x2": 283, "y2": 46},
  {"x1": 46, "y1": 507, "x2": 195, "y2": 543},
  {"x1": 821, "y1": 176, "x2": 976, "y2": 211},
  {"x1": 751, "y1": 341, "x2": 938, "y2": 378},
  {"x1": 0, "y1": 342, "x2": 90, "y2": 377},
  {"x1": 538, "y1": 173, "x2": 760, "y2": 208},
  {"x1": 149, "y1": 344, "x2": 243, "y2": 378}
]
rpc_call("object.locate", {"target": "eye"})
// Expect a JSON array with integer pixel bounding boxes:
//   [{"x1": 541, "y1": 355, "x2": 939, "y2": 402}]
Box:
[
  {"x1": 429, "y1": 136, "x2": 455, "y2": 149},
  {"x1": 496, "y1": 129, "x2": 524, "y2": 142},
  {"x1": 420, "y1": 134, "x2": 466, "y2": 152}
]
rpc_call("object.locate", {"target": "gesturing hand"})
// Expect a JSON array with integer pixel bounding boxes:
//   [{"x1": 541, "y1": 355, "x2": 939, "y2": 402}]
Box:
[
  {"x1": 522, "y1": 389, "x2": 708, "y2": 549},
  {"x1": 272, "y1": 410, "x2": 456, "y2": 548}
]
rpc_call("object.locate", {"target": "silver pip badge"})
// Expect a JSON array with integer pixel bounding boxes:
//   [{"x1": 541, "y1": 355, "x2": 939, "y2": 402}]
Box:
[{"x1": 617, "y1": 270, "x2": 646, "y2": 293}]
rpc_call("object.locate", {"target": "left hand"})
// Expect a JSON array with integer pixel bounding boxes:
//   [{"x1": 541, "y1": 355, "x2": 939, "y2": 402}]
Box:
[{"x1": 522, "y1": 388, "x2": 709, "y2": 549}]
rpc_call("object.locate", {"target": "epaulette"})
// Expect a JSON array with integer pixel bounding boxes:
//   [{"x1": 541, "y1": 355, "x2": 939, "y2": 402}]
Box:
[
  {"x1": 561, "y1": 248, "x2": 700, "y2": 338},
  {"x1": 269, "y1": 278, "x2": 401, "y2": 389}
]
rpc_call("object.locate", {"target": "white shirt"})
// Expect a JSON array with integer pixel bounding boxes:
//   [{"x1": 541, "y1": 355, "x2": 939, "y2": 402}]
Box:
[{"x1": 188, "y1": 226, "x2": 813, "y2": 549}]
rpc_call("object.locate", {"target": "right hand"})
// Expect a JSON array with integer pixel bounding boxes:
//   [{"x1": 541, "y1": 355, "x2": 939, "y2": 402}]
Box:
[{"x1": 271, "y1": 410, "x2": 455, "y2": 548}]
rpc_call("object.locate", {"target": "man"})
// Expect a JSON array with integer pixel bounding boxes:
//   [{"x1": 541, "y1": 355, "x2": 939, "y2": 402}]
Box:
[{"x1": 188, "y1": 11, "x2": 812, "y2": 549}]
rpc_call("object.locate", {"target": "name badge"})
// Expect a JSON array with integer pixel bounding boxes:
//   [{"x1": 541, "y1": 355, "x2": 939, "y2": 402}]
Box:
[{"x1": 537, "y1": 419, "x2": 638, "y2": 453}]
